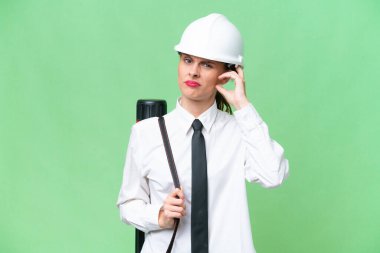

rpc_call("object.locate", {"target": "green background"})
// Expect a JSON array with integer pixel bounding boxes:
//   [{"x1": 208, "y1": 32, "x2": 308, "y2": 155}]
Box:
[{"x1": 1, "y1": 0, "x2": 379, "y2": 252}]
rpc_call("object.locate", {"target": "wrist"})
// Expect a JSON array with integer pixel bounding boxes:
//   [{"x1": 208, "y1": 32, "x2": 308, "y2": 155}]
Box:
[
  {"x1": 158, "y1": 209, "x2": 174, "y2": 229},
  {"x1": 234, "y1": 98, "x2": 250, "y2": 110},
  {"x1": 158, "y1": 209, "x2": 166, "y2": 228}
]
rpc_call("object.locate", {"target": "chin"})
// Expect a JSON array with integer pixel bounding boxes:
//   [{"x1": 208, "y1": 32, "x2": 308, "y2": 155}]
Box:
[
  {"x1": 179, "y1": 84, "x2": 216, "y2": 101},
  {"x1": 182, "y1": 92, "x2": 216, "y2": 103}
]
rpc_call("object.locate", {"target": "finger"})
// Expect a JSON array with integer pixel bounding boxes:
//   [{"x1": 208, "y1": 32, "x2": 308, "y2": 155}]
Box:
[
  {"x1": 218, "y1": 71, "x2": 237, "y2": 80},
  {"x1": 170, "y1": 188, "x2": 181, "y2": 198},
  {"x1": 218, "y1": 72, "x2": 229, "y2": 80},
  {"x1": 165, "y1": 204, "x2": 185, "y2": 213},
  {"x1": 165, "y1": 202, "x2": 186, "y2": 216},
  {"x1": 176, "y1": 189, "x2": 185, "y2": 200},
  {"x1": 219, "y1": 71, "x2": 241, "y2": 82},
  {"x1": 166, "y1": 197, "x2": 184, "y2": 206},
  {"x1": 215, "y1": 84, "x2": 228, "y2": 96},
  {"x1": 236, "y1": 65, "x2": 244, "y2": 80},
  {"x1": 164, "y1": 210, "x2": 183, "y2": 218}
]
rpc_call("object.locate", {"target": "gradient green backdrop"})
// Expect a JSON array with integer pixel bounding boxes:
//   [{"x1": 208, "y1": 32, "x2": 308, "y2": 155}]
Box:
[{"x1": 1, "y1": 0, "x2": 379, "y2": 252}]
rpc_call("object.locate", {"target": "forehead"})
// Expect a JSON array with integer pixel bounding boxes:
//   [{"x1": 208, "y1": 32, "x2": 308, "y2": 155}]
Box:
[{"x1": 181, "y1": 53, "x2": 220, "y2": 64}]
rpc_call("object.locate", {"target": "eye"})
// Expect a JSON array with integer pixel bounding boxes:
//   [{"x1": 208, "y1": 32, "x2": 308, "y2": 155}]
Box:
[
  {"x1": 202, "y1": 62, "x2": 213, "y2": 69},
  {"x1": 184, "y1": 57, "x2": 192, "y2": 64}
]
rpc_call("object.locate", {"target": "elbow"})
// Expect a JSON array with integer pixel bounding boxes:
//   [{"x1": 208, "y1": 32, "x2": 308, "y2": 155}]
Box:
[
  {"x1": 262, "y1": 176, "x2": 283, "y2": 189},
  {"x1": 117, "y1": 202, "x2": 135, "y2": 227},
  {"x1": 117, "y1": 200, "x2": 153, "y2": 233},
  {"x1": 118, "y1": 203, "x2": 132, "y2": 225},
  {"x1": 262, "y1": 159, "x2": 289, "y2": 189},
  {"x1": 119, "y1": 212, "x2": 130, "y2": 225},
  {"x1": 118, "y1": 208, "x2": 148, "y2": 233}
]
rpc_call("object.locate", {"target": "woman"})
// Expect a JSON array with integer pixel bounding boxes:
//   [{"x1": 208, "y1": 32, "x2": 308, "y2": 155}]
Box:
[{"x1": 117, "y1": 13, "x2": 289, "y2": 253}]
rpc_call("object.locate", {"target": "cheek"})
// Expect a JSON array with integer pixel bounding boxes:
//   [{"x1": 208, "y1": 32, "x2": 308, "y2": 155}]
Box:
[
  {"x1": 178, "y1": 64, "x2": 189, "y2": 86},
  {"x1": 205, "y1": 72, "x2": 221, "y2": 87},
  {"x1": 177, "y1": 66, "x2": 184, "y2": 85}
]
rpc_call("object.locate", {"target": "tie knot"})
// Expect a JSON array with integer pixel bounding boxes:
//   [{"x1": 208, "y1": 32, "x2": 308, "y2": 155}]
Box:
[{"x1": 192, "y1": 119, "x2": 203, "y2": 131}]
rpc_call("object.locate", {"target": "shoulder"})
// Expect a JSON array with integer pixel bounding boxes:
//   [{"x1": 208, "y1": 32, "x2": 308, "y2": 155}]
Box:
[
  {"x1": 133, "y1": 116, "x2": 159, "y2": 132},
  {"x1": 215, "y1": 109, "x2": 237, "y2": 125},
  {"x1": 131, "y1": 109, "x2": 176, "y2": 140}
]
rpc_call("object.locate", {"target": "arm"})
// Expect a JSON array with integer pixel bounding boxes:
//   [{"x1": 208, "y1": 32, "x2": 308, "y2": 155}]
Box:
[
  {"x1": 116, "y1": 124, "x2": 163, "y2": 233},
  {"x1": 234, "y1": 103, "x2": 289, "y2": 188},
  {"x1": 216, "y1": 66, "x2": 289, "y2": 188},
  {"x1": 116, "y1": 124, "x2": 187, "y2": 232}
]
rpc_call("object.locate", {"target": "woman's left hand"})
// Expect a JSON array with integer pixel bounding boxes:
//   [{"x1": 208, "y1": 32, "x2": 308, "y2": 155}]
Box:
[{"x1": 216, "y1": 65, "x2": 250, "y2": 110}]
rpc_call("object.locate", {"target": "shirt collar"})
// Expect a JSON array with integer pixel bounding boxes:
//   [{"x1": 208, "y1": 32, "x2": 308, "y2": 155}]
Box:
[{"x1": 175, "y1": 97, "x2": 218, "y2": 135}]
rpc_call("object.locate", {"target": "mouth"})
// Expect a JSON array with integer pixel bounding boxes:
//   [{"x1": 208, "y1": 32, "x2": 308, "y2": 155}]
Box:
[{"x1": 185, "y1": 80, "x2": 201, "y2": 87}]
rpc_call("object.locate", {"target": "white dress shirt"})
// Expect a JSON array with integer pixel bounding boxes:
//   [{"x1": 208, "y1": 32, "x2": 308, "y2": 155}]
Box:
[{"x1": 117, "y1": 98, "x2": 289, "y2": 253}]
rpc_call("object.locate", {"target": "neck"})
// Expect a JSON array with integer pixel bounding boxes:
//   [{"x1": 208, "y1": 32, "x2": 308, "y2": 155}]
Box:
[{"x1": 180, "y1": 96, "x2": 215, "y2": 118}]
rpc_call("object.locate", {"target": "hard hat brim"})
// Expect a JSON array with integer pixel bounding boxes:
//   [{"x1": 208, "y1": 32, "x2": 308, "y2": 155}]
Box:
[{"x1": 174, "y1": 45, "x2": 244, "y2": 66}]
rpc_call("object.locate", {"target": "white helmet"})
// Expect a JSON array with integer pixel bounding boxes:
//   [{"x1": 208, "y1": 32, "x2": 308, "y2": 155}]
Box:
[{"x1": 174, "y1": 13, "x2": 244, "y2": 66}]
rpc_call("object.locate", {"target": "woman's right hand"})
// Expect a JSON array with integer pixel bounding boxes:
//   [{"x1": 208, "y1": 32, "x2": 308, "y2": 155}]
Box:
[{"x1": 158, "y1": 188, "x2": 186, "y2": 229}]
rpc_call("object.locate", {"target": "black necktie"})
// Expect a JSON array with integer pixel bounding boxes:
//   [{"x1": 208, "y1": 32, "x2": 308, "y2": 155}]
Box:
[{"x1": 191, "y1": 119, "x2": 208, "y2": 253}]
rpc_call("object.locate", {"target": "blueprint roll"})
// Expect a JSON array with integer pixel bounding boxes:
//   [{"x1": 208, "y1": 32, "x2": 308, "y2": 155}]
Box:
[
  {"x1": 135, "y1": 99, "x2": 167, "y2": 253},
  {"x1": 136, "y1": 99, "x2": 167, "y2": 122}
]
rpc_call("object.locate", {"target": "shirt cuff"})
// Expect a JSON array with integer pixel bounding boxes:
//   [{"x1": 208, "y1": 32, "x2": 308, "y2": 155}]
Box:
[
  {"x1": 144, "y1": 203, "x2": 163, "y2": 231},
  {"x1": 233, "y1": 103, "x2": 264, "y2": 131}
]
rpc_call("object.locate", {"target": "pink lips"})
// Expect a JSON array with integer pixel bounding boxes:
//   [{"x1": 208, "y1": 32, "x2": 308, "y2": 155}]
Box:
[{"x1": 185, "y1": 80, "x2": 201, "y2": 87}]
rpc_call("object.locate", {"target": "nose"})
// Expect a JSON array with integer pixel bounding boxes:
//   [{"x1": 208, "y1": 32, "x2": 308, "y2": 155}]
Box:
[{"x1": 189, "y1": 64, "x2": 200, "y2": 78}]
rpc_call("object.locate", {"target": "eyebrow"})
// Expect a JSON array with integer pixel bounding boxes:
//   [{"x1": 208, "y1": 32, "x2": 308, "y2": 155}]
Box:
[
  {"x1": 200, "y1": 60, "x2": 215, "y2": 65},
  {"x1": 183, "y1": 54, "x2": 215, "y2": 63}
]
